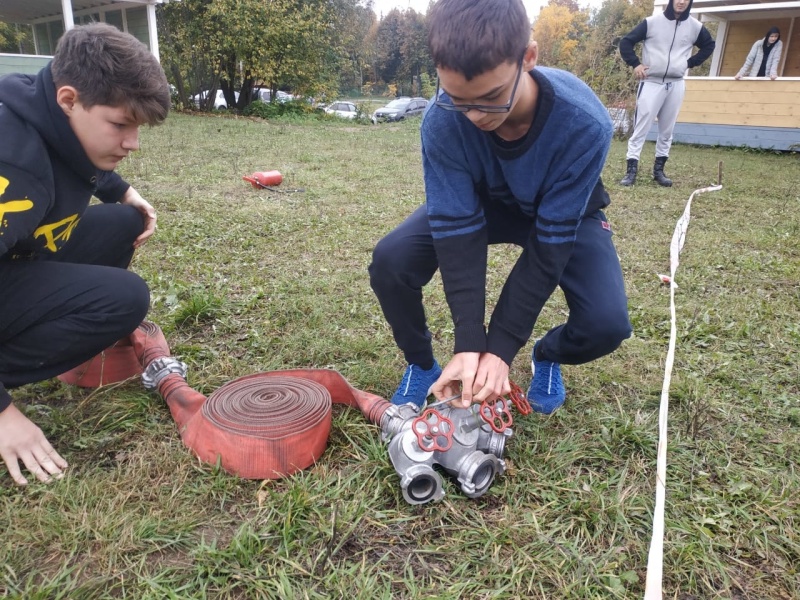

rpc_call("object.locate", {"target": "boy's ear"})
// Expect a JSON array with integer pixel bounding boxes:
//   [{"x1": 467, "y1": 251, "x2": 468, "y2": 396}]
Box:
[
  {"x1": 523, "y1": 41, "x2": 539, "y2": 71},
  {"x1": 56, "y1": 86, "x2": 80, "y2": 116}
]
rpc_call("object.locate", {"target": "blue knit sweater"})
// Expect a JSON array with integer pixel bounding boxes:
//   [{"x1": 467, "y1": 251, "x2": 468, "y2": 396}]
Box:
[{"x1": 421, "y1": 66, "x2": 612, "y2": 365}]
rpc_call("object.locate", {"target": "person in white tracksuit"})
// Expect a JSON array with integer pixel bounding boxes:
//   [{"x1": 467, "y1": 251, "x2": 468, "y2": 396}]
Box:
[{"x1": 618, "y1": 0, "x2": 715, "y2": 187}]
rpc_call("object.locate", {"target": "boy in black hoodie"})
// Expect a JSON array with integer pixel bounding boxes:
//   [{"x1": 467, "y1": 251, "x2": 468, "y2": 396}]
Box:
[
  {"x1": 618, "y1": 0, "x2": 715, "y2": 187},
  {"x1": 0, "y1": 23, "x2": 170, "y2": 485}
]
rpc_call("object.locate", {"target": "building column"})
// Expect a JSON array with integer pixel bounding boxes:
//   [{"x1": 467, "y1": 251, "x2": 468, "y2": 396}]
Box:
[
  {"x1": 146, "y1": 2, "x2": 160, "y2": 61},
  {"x1": 709, "y1": 19, "x2": 727, "y2": 76},
  {"x1": 61, "y1": 0, "x2": 75, "y2": 30}
]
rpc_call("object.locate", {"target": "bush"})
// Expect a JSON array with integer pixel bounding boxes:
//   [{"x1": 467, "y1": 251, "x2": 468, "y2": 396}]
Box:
[{"x1": 243, "y1": 99, "x2": 314, "y2": 119}]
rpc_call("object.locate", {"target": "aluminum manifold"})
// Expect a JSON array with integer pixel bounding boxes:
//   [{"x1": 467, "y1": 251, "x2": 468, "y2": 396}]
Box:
[{"x1": 379, "y1": 396, "x2": 522, "y2": 505}]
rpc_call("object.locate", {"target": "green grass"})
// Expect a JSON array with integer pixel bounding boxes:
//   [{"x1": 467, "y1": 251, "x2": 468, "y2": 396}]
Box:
[{"x1": 2, "y1": 113, "x2": 798, "y2": 599}]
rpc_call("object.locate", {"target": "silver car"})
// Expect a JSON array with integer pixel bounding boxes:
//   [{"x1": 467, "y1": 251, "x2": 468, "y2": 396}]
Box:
[{"x1": 372, "y1": 97, "x2": 429, "y2": 123}]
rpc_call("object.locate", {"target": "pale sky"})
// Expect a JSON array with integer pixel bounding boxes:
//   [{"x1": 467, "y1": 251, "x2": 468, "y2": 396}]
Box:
[{"x1": 369, "y1": 0, "x2": 606, "y2": 20}]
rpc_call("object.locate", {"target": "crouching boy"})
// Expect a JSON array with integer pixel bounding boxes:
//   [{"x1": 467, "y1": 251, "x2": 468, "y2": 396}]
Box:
[{"x1": 0, "y1": 23, "x2": 170, "y2": 485}]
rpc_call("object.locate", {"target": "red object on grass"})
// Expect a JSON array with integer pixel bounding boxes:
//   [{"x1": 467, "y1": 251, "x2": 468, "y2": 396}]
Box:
[
  {"x1": 243, "y1": 170, "x2": 283, "y2": 188},
  {"x1": 57, "y1": 337, "x2": 142, "y2": 387}
]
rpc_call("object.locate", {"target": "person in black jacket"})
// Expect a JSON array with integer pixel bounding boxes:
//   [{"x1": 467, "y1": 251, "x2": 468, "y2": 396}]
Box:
[
  {"x1": 618, "y1": 0, "x2": 715, "y2": 187},
  {"x1": 0, "y1": 23, "x2": 170, "y2": 485}
]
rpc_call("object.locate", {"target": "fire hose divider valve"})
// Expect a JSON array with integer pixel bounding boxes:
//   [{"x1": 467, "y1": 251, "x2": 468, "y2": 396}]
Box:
[{"x1": 382, "y1": 398, "x2": 516, "y2": 505}]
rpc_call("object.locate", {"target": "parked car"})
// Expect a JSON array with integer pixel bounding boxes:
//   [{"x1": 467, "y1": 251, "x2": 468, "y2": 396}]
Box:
[
  {"x1": 192, "y1": 89, "x2": 239, "y2": 110},
  {"x1": 254, "y1": 89, "x2": 294, "y2": 103},
  {"x1": 372, "y1": 97, "x2": 428, "y2": 123},
  {"x1": 608, "y1": 106, "x2": 631, "y2": 135},
  {"x1": 324, "y1": 101, "x2": 359, "y2": 119}
]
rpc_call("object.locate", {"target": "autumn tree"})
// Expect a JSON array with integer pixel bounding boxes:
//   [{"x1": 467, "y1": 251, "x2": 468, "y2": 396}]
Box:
[
  {"x1": 374, "y1": 9, "x2": 404, "y2": 89},
  {"x1": 331, "y1": 0, "x2": 377, "y2": 94},
  {"x1": 532, "y1": 3, "x2": 589, "y2": 71},
  {"x1": 0, "y1": 22, "x2": 33, "y2": 54},
  {"x1": 368, "y1": 8, "x2": 435, "y2": 96},
  {"x1": 158, "y1": 0, "x2": 347, "y2": 110},
  {"x1": 397, "y1": 10, "x2": 433, "y2": 96},
  {"x1": 548, "y1": 0, "x2": 581, "y2": 11},
  {"x1": 571, "y1": 0, "x2": 652, "y2": 108}
]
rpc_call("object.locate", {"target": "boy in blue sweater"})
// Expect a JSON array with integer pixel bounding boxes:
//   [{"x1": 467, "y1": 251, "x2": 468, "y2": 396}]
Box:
[
  {"x1": 369, "y1": 0, "x2": 631, "y2": 413},
  {"x1": 0, "y1": 24, "x2": 170, "y2": 485}
]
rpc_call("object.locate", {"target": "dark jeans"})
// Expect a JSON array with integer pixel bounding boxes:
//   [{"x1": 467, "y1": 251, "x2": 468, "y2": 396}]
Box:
[
  {"x1": 368, "y1": 202, "x2": 631, "y2": 367},
  {"x1": 0, "y1": 203, "x2": 149, "y2": 390}
]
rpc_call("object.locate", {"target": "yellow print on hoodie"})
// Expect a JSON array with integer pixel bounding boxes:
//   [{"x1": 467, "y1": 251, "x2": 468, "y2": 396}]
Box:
[
  {"x1": 34, "y1": 214, "x2": 80, "y2": 252},
  {"x1": 0, "y1": 176, "x2": 34, "y2": 231},
  {"x1": 1, "y1": 175, "x2": 79, "y2": 252}
]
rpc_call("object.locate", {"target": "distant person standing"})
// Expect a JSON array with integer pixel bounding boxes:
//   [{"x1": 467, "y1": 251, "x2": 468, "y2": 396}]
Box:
[
  {"x1": 735, "y1": 27, "x2": 782, "y2": 80},
  {"x1": 618, "y1": 0, "x2": 715, "y2": 187}
]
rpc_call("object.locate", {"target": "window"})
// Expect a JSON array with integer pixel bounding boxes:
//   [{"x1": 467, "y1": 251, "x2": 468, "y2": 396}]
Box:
[{"x1": 105, "y1": 10, "x2": 124, "y2": 31}]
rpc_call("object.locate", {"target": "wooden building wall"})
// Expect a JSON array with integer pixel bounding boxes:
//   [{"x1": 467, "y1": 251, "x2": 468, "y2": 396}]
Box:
[{"x1": 679, "y1": 79, "x2": 799, "y2": 128}]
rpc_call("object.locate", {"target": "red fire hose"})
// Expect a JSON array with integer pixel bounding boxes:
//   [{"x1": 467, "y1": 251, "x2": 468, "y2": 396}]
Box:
[{"x1": 59, "y1": 322, "x2": 392, "y2": 479}]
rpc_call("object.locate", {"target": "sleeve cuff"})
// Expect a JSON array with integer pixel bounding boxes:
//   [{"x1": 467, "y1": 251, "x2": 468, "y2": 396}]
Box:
[
  {"x1": 96, "y1": 174, "x2": 130, "y2": 203},
  {"x1": 487, "y1": 329, "x2": 525, "y2": 367},
  {"x1": 453, "y1": 323, "x2": 487, "y2": 355}
]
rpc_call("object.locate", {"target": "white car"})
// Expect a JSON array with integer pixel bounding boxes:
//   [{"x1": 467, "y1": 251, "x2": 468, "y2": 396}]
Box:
[
  {"x1": 192, "y1": 89, "x2": 239, "y2": 110},
  {"x1": 324, "y1": 101, "x2": 358, "y2": 119},
  {"x1": 254, "y1": 89, "x2": 294, "y2": 103}
]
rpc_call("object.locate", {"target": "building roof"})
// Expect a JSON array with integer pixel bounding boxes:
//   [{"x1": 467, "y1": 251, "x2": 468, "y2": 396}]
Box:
[
  {"x1": 654, "y1": 0, "x2": 800, "y2": 14},
  {"x1": 0, "y1": 1, "x2": 171, "y2": 24}
]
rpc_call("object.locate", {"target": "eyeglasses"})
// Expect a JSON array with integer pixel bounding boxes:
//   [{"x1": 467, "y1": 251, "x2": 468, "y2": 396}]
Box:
[{"x1": 434, "y1": 59, "x2": 524, "y2": 114}]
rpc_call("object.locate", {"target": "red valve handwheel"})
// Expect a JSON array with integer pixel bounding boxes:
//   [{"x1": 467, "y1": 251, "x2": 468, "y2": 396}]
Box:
[
  {"x1": 412, "y1": 409, "x2": 454, "y2": 452},
  {"x1": 508, "y1": 380, "x2": 532, "y2": 416},
  {"x1": 479, "y1": 397, "x2": 513, "y2": 433}
]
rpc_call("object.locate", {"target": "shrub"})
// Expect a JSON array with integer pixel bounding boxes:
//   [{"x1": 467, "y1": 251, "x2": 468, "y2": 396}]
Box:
[{"x1": 243, "y1": 99, "x2": 314, "y2": 119}]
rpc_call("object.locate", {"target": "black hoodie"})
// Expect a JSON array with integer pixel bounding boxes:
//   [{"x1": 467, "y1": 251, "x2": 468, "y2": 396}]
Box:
[
  {"x1": 0, "y1": 64, "x2": 129, "y2": 261},
  {"x1": 0, "y1": 64, "x2": 130, "y2": 411},
  {"x1": 619, "y1": 0, "x2": 715, "y2": 83}
]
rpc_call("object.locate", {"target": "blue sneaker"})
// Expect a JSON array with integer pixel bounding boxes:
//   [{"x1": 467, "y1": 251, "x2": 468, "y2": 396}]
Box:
[
  {"x1": 391, "y1": 361, "x2": 442, "y2": 408},
  {"x1": 527, "y1": 344, "x2": 565, "y2": 414}
]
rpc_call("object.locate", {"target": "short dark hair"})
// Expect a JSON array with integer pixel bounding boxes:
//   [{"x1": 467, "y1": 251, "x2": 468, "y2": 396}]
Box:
[
  {"x1": 428, "y1": 0, "x2": 530, "y2": 80},
  {"x1": 51, "y1": 23, "x2": 170, "y2": 125}
]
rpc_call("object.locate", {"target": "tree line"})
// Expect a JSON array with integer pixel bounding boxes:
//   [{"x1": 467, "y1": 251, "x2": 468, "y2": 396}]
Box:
[
  {"x1": 156, "y1": 0, "x2": 670, "y2": 110},
  {"x1": 2, "y1": 0, "x2": 704, "y2": 112}
]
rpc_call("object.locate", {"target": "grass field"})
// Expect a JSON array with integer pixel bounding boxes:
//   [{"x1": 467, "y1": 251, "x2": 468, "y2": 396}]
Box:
[{"x1": 2, "y1": 112, "x2": 798, "y2": 599}]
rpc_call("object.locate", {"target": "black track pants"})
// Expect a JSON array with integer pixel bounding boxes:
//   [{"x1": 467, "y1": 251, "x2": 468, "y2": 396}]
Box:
[
  {"x1": 0, "y1": 203, "x2": 150, "y2": 392},
  {"x1": 368, "y1": 200, "x2": 631, "y2": 367}
]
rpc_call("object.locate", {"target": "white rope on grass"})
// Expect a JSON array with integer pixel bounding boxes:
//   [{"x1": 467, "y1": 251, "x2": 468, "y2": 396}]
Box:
[{"x1": 644, "y1": 181, "x2": 723, "y2": 599}]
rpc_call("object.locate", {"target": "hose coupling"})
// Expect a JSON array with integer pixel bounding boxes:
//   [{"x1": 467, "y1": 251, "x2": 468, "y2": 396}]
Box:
[{"x1": 142, "y1": 356, "x2": 188, "y2": 390}]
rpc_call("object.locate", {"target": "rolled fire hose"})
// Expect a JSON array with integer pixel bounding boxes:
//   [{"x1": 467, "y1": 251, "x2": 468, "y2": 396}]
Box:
[{"x1": 59, "y1": 321, "x2": 392, "y2": 479}]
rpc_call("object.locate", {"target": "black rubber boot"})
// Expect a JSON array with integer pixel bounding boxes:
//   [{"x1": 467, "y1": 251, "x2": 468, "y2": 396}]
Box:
[
  {"x1": 620, "y1": 158, "x2": 638, "y2": 186},
  {"x1": 653, "y1": 156, "x2": 673, "y2": 187}
]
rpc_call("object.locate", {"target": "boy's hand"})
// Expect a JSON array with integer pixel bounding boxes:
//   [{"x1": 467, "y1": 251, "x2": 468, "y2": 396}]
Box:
[
  {"x1": 120, "y1": 186, "x2": 158, "y2": 248},
  {"x1": 0, "y1": 404, "x2": 68, "y2": 485},
  {"x1": 432, "y1": 352, "x2": 510, "y2": 408},
  {"x1": 474, "y1": 353, "x2": 511, "y2": 403},
  {"x1": 633, "y1": 64, "x2": 649, "y2": 80}
]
